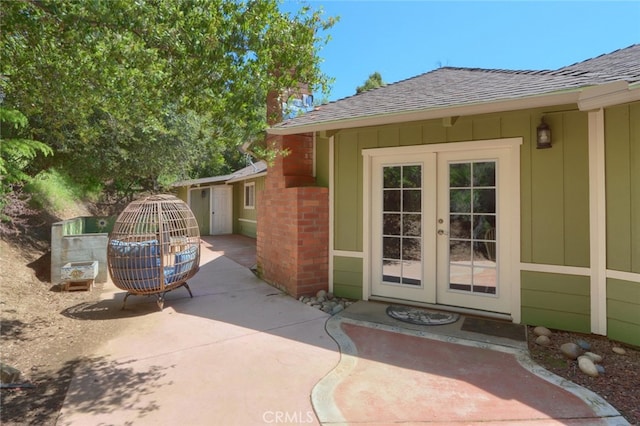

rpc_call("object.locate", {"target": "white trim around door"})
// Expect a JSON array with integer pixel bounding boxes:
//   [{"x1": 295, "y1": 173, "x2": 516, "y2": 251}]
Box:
[{"x1": 363, "y1": 138, "x2": 522, "y2": 321}]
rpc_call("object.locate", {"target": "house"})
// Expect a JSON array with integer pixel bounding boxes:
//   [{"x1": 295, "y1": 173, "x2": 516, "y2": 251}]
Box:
[
  {"x1": 258, "y1": 45, "x2": 640, "y2": 347},
  {"x1": 173, "y1": 160, "x2": 267, "y2": 238}
]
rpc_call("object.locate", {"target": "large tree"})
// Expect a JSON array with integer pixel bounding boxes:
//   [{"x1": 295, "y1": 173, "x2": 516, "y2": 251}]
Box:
[
  {"x1": 356, "y1": 71, "x2": 385, "y2": 94},
  {"x1": 1, "y1": 0, "x2": 336, "y2": 195}
]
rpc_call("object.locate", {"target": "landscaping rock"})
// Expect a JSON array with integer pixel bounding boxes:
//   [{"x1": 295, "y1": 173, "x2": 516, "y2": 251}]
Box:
[
  {"x1": 0, "y1": 363, "x2": 21, "y2": 384},
  {"x1": 560, "y1": 342, "x2": 583, "y2": 360},
  {"x1": 535, "y1": 335, "x2": 551, "y2": 346},
  {"x1": 578, "y1": 356, "x2": 599, "y2": 377},
  {"x1": 583, "y1": 352, "x2": 603, "y2": 363},
  {"x1": 299, "y1": 294, "x2": 354, "y2": 316},
  {"x1": 533, "y1": 326, "x2": 552, "y2": 337},
  {"x1": 331, "y1": 304, "x2": 345, "y2": 315},
  {"x1": 576, "y1": 339, "x2": 592, "y2": 351},
  {"x1": 612, "y1": 346, "x2": 627, "y2": 355},
  {"x1": 596, "y1": 364, "x2": 606, "y2": 375}
]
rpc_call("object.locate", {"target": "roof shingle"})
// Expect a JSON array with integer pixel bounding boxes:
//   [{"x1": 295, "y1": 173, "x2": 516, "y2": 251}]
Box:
[{"x1": 273, "y1": 44, "x2": 640, "y2": 130}]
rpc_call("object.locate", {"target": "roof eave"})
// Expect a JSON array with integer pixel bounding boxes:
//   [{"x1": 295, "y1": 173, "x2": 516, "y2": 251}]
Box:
[
  {"x1": 226, "y1": 171, "x2": 267, "y2": 183},
  {"x1": 577, "y1": 81, "x2": 640, "y2": 110},
  {"x1": 267, "y1": 90, "x2": 583, "y2": 136},
  {"x1": 171, "y1": 175, "x2": 232, "y2": 188}
]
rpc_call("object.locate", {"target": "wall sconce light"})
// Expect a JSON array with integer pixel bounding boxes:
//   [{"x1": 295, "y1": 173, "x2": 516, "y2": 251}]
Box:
[{"x1": 536, "y1": 118, "x2": 552, "y2": 149}]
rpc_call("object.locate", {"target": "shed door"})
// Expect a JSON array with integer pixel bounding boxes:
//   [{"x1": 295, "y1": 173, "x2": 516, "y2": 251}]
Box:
[
  {"x1": 211, "y1": 185, "x2": 233, "y2": 235},
  {"x1": 190, "y1": 188, "x2": 211, "y2": 235}
]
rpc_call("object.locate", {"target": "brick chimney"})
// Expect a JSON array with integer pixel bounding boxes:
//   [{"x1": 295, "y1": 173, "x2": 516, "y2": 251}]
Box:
[{"x1": 256, "y1": 88, "x2": 328, "y2": 298}]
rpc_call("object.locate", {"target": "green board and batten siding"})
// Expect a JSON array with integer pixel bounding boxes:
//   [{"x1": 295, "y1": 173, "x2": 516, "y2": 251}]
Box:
[
  {"x1": 330, "y1": 107, "x2": 593, "y2": 332},
  {"x1": 605, "y1": 102, "x2": 640, "y2": 346},
  {"x1": 520, "y1": 271, "x2": 591, "y2": 333},
  {"x1": 232, "y1": 176, "x2": 265, "y2": 238},
  {"x1": 606, "y1": 103, "x2": 640, "y2": 274}
]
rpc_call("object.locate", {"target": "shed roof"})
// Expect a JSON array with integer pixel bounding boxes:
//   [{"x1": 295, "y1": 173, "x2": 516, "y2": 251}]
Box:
[
  {"x1": 172, "y1": 160, "x2": 267, "y2": 188},
  {"x1": 270, "y1": 44, "x2": 640, "y2": 134}
]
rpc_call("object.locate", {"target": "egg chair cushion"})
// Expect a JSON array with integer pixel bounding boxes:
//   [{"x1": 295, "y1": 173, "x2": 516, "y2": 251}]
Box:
[
  {"x1": 109, "y1": 239, "x2": 162, "y2": 290},
  {"x1": 166, "y1": 245, "x2": 198, "y2": 284}
]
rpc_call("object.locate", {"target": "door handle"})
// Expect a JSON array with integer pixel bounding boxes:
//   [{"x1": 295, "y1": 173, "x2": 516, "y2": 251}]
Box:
[{"x1": 437, "y1": 229, "x2": 448, "y2": 236}]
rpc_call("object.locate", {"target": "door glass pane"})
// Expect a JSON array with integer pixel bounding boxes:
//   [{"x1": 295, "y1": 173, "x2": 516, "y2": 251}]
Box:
[
  {"x1": 472, "y1": 266, "x2": 497, "y2": 294},
  {"x1": 403, "y1": 214, "x2": 421, "y2": 236},
  {"x1": 383, "y1": 260, "x2": 401, "y2": 283},
  {"x1": 474, "y1": 189, "x2": 496, "y2": 213},
  {"x1": 450, "y1": 163, "x2": 471, "y2": 187},
  {"x1": 448, "y1": 161, "x2": 497, "y2": 295},
  {"x1": 402, "y1": 261, "x2": 421, "y2": 285},
  {"x1": 384, "y1": 166, "x2": 401, "y2": 188},
  {"x1": 450, "y1": 240, "x2": 471, "y2": 263},
  {"x1": 403, "y1": 165, "x2": 421, "y2": 188},
  {"x1": 381, "y1": 164, "x2": 422, "y2": 287},
  {"x1": 384, "y1": 190, "x2": 401, "y2": 211},
  {"x1": 473, "y1": 162, "x2": 495, "y2": 186},
  {"x1": 383, "y1": 237, "x2": 400, "y2": 259},
  {"x1": 450, "y1": 189, "x2": 471, "y2": 213},
  {"x1": 383, "y1": 214, "x2": 401, "y2": 235},
  {"x1": 473, "y1": 215, "x2": 495, "y2": 240},
  {"x1": 403, "y1": 237, "x2": 421, "y2": 261},
  {"x1": 450, "y1": 214, "x2": 471, "y2": 239},
  {"x1": 450, "y1": 265, "x2": 472, "y2": 289},
  {"x1": 403, "y1": 190, "x2": 421, "y2": 212}
]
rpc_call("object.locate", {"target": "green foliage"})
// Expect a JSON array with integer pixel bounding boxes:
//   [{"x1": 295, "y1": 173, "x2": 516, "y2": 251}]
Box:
[
  {"x1": 356, "y1": 71, "x2": 385, "y2": 94},
  {"x1": 1, "y1": 0, "x2": 337, "y2": 198},
  {"x1": 0, "y1": 106, "x2": 53, "y2": 191}
]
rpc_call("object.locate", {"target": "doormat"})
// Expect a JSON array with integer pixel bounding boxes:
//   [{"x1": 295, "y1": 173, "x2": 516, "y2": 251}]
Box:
[
  {"x1": 461, "y1": 317, "x2": 526, "y2": 341},
  {"x1": 386, "y1": 305, "x2": 460, "y2": 326}
]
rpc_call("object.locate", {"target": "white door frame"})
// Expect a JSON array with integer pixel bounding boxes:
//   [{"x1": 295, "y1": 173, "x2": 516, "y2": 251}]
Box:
[{"x1": 362, "y1": 138, "x2": 522, "y2": 321}]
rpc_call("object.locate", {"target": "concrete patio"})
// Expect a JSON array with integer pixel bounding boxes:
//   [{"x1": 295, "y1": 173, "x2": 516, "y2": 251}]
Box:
[{"x1": 56, "y1": 235, "x2": 627, "y2": 425}]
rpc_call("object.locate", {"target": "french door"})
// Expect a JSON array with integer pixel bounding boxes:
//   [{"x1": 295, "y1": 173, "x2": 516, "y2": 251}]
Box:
[{"x1": 370, "y1": 144, "x2": 516, "y2": 314}]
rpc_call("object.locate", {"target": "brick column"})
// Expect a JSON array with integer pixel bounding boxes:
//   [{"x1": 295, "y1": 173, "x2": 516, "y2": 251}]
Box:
[{"x1": 257, "y1": 133, "x2": 329, "y2": 298}]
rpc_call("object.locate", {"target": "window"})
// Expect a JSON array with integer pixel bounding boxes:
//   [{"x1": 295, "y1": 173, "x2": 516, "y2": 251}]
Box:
[{"x1": 244, "y1": 182, "x2": 255, "y2": 209}]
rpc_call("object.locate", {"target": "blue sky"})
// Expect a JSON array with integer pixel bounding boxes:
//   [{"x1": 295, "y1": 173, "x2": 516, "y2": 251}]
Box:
[{"x1": 280, "y1": 1, "x2": 640, "y2": 101}]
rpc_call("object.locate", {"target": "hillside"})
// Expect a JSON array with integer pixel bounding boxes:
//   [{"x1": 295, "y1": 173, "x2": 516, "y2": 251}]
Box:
[{"x1": 0, "y1": 201, "x2": 117, "y2": 425}]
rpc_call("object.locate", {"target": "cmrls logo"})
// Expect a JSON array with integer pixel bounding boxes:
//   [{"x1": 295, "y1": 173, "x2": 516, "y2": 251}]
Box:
[{"x1": 262, "y1": 410, "x2": 315, "y2": 424}]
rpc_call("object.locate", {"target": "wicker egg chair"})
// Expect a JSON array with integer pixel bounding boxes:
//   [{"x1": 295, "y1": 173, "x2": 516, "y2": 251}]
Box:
[{"x1": 107, "y1": 194, "x2": 201, "y2": 310}]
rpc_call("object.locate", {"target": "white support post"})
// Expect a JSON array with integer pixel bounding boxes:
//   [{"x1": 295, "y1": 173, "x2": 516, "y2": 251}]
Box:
[{"x1": 588, "y1": 108, "x2": 607, "y2": 335}]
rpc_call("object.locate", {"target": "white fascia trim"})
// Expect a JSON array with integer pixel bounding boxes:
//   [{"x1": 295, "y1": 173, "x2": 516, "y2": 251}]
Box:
[
  {"x1": 172, "y1": 175, "x2": 232, "y2": 187},
  {"x1": 226, "y1": 172, "x2": 267, "y2": 183},
  {"x1": 578, "y1": 81, "x2": 640, "y2": 111},
  {"x1": 328, "y1": 135, "x2": 335, "y2": 293},
  {"x1": 588, "y1": 109, "x2": 607, "y2": 336},
  {"x1": 268, "y1": 92, "x2": 580, "y2": 136}
]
